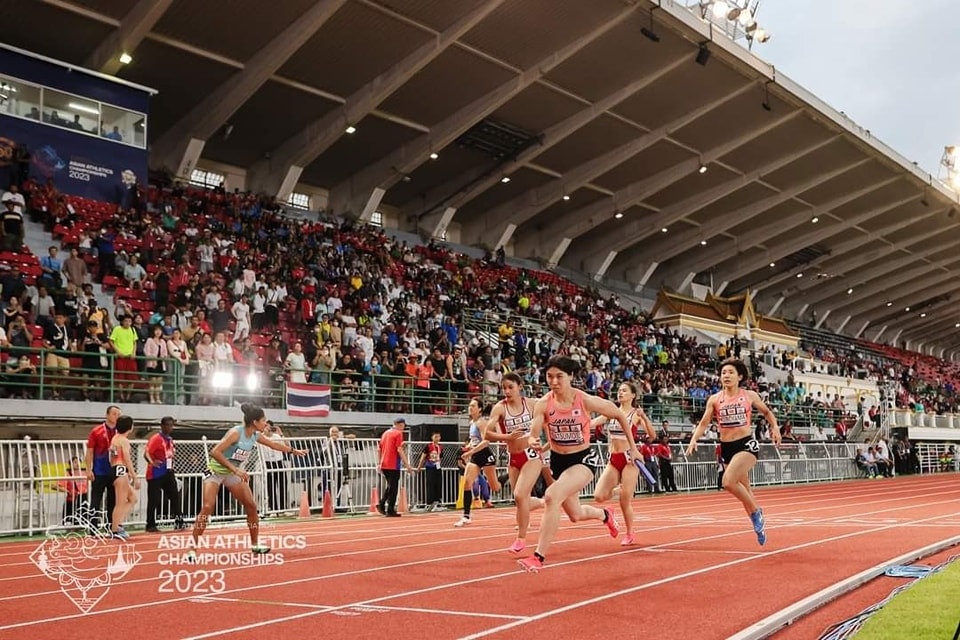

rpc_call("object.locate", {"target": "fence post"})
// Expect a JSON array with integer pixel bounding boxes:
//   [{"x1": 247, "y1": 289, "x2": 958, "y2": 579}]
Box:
[
  {"x1": 37, "y1": 352, "x2": 46, "y2": 400},
  {"x1": 23, "y1": 435, "x2": 36, "y2": 536}
]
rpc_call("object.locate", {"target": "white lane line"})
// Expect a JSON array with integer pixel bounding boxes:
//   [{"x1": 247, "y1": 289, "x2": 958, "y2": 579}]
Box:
[{"x1": 458, "y1": 510, "x2": 960, "y2": 639}]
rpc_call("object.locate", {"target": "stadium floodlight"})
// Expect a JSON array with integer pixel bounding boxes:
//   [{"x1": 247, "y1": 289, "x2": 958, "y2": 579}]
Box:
[
  {"x1": 754, "y1": 28, "x2": 771, "y2": 43},
  {"x1": 691, "y1": 1, "x2": 770, "y2": 49},
  {"x1": 212, "y1": 370, "x2": 234, "y2": 389},
  {"x1": 119, "y1": 52, "x2": 132, "y2": 65},
  {"x1": 737, "y1": 8, "x2": 754, "y2": 25},
  {"x1": 246, "y1": 371, "x2": 260, "y2": 391},
  {"x1": 712, "y1": 1, "x2": 730, "y2": 19}
]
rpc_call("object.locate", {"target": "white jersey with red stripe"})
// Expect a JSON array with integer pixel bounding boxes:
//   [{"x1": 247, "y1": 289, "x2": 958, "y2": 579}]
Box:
[
  {"x1": 498, "y1": 397, "x2": 533, "y2": 436},
  {"x1": 605, "y1": 409, "x2": 638, "y2": 441}
]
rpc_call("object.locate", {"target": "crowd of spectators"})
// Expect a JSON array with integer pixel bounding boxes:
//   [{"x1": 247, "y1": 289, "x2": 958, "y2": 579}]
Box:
[{"x1": 0, "y1": 177, "x2": 959, "y2": 441}]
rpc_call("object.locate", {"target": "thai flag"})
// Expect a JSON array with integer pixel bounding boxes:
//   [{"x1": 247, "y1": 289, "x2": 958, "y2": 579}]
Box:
[{"x1": 285, "y1": 383, "x2": 332, "y2": 417}]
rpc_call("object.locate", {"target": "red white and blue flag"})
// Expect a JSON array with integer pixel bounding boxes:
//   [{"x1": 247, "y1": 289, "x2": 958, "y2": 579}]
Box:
[{"x1": 285, "y1": 383, "x2": 332, "y2": 417}]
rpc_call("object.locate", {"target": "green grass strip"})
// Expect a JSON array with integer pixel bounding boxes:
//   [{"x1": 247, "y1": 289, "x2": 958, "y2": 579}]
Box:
[{"x1": 855, "y1": 560, "x2": 960, "y2": 639}]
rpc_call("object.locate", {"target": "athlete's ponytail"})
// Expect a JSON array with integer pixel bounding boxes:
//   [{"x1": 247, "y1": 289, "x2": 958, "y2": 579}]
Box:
[{"x1": 241, "y1": 402, "x2": 266, "y2": 426}]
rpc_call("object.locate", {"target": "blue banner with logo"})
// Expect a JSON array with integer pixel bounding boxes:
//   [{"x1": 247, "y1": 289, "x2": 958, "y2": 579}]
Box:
[{"x1": 0, "y1": 114, "x2": 147, "y2": 202}]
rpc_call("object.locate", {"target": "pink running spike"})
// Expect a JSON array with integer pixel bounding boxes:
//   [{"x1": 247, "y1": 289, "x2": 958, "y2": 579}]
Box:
[
  {"x1": 508, "y1": 539, "x2": 526, "y2": 553},
  {"x1": 517, "y1": 556, "x2": 543, "y2": 573}
]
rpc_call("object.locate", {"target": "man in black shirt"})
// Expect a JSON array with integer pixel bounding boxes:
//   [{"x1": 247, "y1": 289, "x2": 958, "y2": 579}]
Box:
[
  {"x1": 1, "y1": 200, "x2": 24, "y2": 252},
  {"x1": 43, "y1": 312, "x2": 72, "y2": 399}
]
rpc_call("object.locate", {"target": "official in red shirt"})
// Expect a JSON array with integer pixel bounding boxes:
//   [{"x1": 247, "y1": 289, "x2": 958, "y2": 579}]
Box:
[
  {"x1": 84, "y1": 405, "x2": 121, "y2": 528},
  {"x1": 144, "y1": 416, "x2": 184, "y2": 532},
  {"x1": 416, "y1": 431, "x2": 444, "y2": 511},
  {"x1": 655, "y1": 435, "x2": 677, "y2": 492},
  {"x1": 377, "y1": 418, "x2": 416, "y2": 516}
]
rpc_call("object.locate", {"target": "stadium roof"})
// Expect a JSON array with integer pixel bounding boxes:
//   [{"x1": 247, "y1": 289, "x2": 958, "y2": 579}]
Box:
[{"x1": 6, "y1": 0, "x2": 960, "y2": 354}]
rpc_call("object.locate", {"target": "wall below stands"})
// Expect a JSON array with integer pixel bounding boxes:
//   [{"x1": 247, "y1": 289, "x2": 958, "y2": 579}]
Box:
[{"x1": 0, "y1": 400, "x2": 465, "y2": 439}]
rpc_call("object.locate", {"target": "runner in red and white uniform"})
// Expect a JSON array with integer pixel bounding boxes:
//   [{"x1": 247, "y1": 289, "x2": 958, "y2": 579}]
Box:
[
  {"x1": 486, "y1": 372, "x2": 544, "y2": 553},
  {"x1": 517, "y1": 356, "x2": 641, "y2": 573},
  {"x1": 592, "y1": 382, "x2": 655, "y2": 546},
  {"x1": 687, "y1": 358, "x2": 780, "y2": 545}
]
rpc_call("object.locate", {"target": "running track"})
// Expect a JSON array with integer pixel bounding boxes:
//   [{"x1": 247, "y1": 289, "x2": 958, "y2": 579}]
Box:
[{"x1": 0, "y1": 475, "x2": 958, "y2": 639}]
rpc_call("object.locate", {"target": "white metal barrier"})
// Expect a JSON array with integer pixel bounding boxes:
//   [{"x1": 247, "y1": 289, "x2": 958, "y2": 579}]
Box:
[
  {"x1": 0, "y1": 438, "x2": 865, "y2": 537},
  {"x1": 916, "y1": 442, "x2": 959, "y2": 475}
]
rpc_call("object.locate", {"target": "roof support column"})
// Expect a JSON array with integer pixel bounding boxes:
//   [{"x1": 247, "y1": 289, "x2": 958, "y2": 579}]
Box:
[
  {"x1": 85, "y1": 0, "x2": 174, "y2": 74},
  {"x1": 814, "y1": 309, "x2": 832, "y2": 330},
  {"x1": 247, "y1": 0, "x2": 507, "y2": 199},
  {"x1": 768, "y1": 296, "x2": 785, "y2": 316},
  {"x1": 152, "y1": 0, "x2": 349, "y2": 177},
  {"x1": 327, "y1": 4, "x2": 639, "y2": 218},
  {"x1": 854, "y1": 321, "x2": 870, "y2": 339}
]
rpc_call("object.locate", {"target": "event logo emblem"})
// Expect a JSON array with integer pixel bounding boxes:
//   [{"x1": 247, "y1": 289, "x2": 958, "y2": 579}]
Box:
[
  {"x1": 31, "y1": 144, "x2": 67, "y2": 178},
  {"x1": 0, "y1": 136, "x2": 15, "y2": 167},
  {"x1": 29, "y1": 512, "x2": 142, "y2": 613}
]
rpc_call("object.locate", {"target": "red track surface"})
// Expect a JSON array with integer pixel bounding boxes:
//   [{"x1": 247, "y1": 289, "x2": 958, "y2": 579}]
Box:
[{"x1": 1, "y1": 475, "x2": 958, "y2": 640}]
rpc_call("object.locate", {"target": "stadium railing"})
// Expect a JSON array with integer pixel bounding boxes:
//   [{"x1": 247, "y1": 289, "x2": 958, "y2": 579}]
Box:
[{"x1": 0, "y1": 437, "x2": 866, "y2": 537}]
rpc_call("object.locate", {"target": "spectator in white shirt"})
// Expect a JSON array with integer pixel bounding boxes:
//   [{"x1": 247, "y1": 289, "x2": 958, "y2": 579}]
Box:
[
  {"x1": 284, "y1": 342, "x2": 308, "y2": 383},
  {"x1": 1, "y1": 184, "x2": 26, "y2": 214},
  {"x1": 197, "y1": 241, "x2": 215, "y2": 273},
  {"x1": 232, "y1": 297, "x2": 251, "y2": 341},
  {"x1": 123, "y1": 255, "x2": 147, "y2": 286},
  {"x1": 204, "y1": 286, "x2": 222, "y2": 312},
  {"x1": 252, "y1": 287, "x2": 267, "y2": 331}
]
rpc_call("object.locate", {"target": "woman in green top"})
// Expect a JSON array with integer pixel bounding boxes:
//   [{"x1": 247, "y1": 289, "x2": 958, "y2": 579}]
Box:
[{"x1": 190, "y1": 403, "x2": 306, "y2": 556}]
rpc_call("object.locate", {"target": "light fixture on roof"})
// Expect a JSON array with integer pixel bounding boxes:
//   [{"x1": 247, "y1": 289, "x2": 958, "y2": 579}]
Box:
[
  {"x1": 500, "y1": 176, "x2": 511, "y2": 184},
  {"x1": 796, "y1": 273, "x2": 803, "y2": 278},
  {"x1": 886, "y1": 302, "x2": 893, "y2": 307},
  {"x1": 615, "y1": 211, "x2": 624, "y2": 219},
  {"x1": 429, "y1": 152, "x2": 439, "y2": 160},
  {"x1": 847, "y1": 288, "x2": 853, "y2": 294},
  {"x1": 700, "y1": 240, "x2": 707, "y2": 246},
  {"x1": 562, "y1": 195, "x2": 571, "y2": 201},
  {"x1": 769, "y1": 262, "x2": 775, "y2": 267},
  {"x1": 940, "y1": 145, "x2": 960, "y2": 192},
  {"x1": 698, "y1": 163, "x2": 708, "y2": 174},
  {"x1": 905, "y1": 306, "x2": 911, "y2": 311},
  {"x1": 119, "y1": 52, "x2": 133, "y2": 65},
  {"x1": 661, "y1": 227, "x2": 668, "y2": 233},
  {"x1": 695, "y1": 43, "x2": 711, "y2": 66},
  {"x1": 640, "y1": 5, "x2": 661, "y2": 42},
  {"x1": 921, "y1": 313, "x2": 927, "y2": 318},
  {"x1": 811, "y1": 216, "x2": 819, "y2": 223},
  {"x1": 693, "y1": 1, "x2": 771, "y2": 50},
  {"x1": 345, "y1": 125, "x2": 357, "y2": 134},
  {"x1": 955, "y1": 323, "x2": 959, "y2": 328}
]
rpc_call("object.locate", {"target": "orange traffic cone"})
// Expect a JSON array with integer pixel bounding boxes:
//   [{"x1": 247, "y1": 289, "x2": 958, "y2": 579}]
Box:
[
  {"x1": 368, "y1": 487, "x2": 380, "y2": 515},
  {"x1": 398, "y1": 486, "x2": 408, "y2": 513},
  {"x1": 322, "y1": 489, "x2": 333, "y2": 518},
  {"x1": 298, "y1": 489, "x2": 310, "y2": 519}
]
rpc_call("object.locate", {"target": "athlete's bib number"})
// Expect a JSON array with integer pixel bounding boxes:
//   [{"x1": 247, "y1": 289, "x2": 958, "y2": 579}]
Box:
[
  {"x1": 230, "y1": 448, "x2": 250, "y2": 462},
  {"x1": 746, "y1": 439, "x2": 760, "y2": 453},
  {"x1": 524, "y1": 447, "x2": 541, "y2": 460},
  {"x1": 115, "y1": 464, "x2": 128, "y2": 477}
]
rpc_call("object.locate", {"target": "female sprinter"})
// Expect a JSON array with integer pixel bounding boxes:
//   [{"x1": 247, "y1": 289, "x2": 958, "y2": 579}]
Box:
[
  {"x1": 109, "y1": 415, "x2": 139, "y2": 540},
  {"x1": 455, "y1": 398, "x2": 503, "y2": 527},
  {"x1": 686, "y1": 358, "x2": 780, "y2": 545},
  {"x1": 592, "y1": 382, "x2": 656, "y2": 546},
  {"x1": 485, "y1": 372, "x2": 545, "y2": 552},
  {"x1": 190, "y1": 403, "x2": 306, "y2": 556},
  {"x1": 518, "y1": 356, "x2": 642, "y2": 573}
]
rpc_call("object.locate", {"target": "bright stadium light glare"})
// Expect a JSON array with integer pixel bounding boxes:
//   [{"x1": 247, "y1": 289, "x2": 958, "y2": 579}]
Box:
[
  {"x1": 796, "y1": 273, "x2": 803, "y2": 278},
  {"x1": 119, "y1": 52, "x2": 133, "y2": 65},
  {"x1": 737, "y1": 8, "x2": 753, "y2": 25},
  {"x1": 212, "y1": 370, "x2": 234, "y2": 389},
  {"x1": 246, "y1": 372, "x2": 260, "y2": 391},
  {"x1": 712, "y1": 1, "x2": 730, "y2": 20},
  {"x1": 847, "y1": 288, "x2": 854, "y2": 294},
  {"x1": 615, "y1": 212, "x2": 623, "y2": 219}
]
